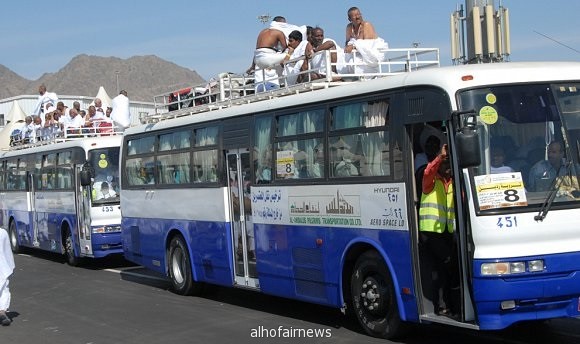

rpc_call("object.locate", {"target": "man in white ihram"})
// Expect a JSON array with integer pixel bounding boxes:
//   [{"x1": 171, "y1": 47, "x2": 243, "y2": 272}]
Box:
[
  {"x1": 344, "y1": 7, "x2": 389, "y2": 75},
  {"x1": 110, "y1": 90, "x2": 131, "y2": 131},
  {"x1": 0, "y1": 228, "x2": 15, "y2": 326},
  {"x1": 32, "y1": 84, "x2": 59, "y2": 118}
]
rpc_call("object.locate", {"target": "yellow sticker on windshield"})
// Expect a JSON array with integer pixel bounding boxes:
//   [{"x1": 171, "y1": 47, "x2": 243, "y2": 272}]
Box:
[
  {"x1": 485, "y1": 93, "x2": 497, "y2": 104},
  {"x1": 479, "y1": 106, "x2": 498, "y2": 125},
  {"x1": 98, "y1": 159, "x2": 108, "y2": 168}
]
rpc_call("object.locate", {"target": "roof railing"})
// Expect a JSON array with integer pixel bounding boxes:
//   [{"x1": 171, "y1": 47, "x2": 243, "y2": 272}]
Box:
[
  {"x1": 6, "y1": 124, "x2": 123, "y2": 151},
  {"x1": 149, "y1": 47, "x2": 439, "y2": 124}
]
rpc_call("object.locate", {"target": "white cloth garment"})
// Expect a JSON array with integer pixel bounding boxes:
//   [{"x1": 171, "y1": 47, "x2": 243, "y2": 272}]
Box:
[
  {"x1": 310, "y1": 38, "x2": 348, "y2": 75},
  {"x1": 283, "y1": 40, "x2": 308, "y2": 85},
  {"x1": 345, "y1": 37, "x2": 389, "y2": 74},
  {"x1": 111, "y1": 94, "x2": 131, "y2": 130},
  {"x1": 254, "y1": 48, "x2": 286, "y2": 69},
  {"x1": 0, "y1": 280, "x2": 10, "y2": 311},
  {"x1": 269, "y1": 21, "x2": 307, "y2": 42},
  {"x1": 32, "y1": 92, "x2": 59, "y2": 117},
  {"x1": 0, "y1": 229, "x2": 15, "y2": 311}
]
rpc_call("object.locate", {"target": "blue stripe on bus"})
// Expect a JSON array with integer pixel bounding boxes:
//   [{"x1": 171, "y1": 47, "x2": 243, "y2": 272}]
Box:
[{"x1": 122, "y1": 217, "x2": 418, "y2": 321}]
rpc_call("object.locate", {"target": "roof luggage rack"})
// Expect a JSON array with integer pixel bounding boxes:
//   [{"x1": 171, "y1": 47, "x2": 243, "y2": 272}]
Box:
[{"x1": 148, "y1": 47, "x2": 439, "y2": 124}]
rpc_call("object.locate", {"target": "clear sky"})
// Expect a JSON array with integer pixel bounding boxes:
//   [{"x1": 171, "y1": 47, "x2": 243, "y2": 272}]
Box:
[{"x1": 2, "y1": 0, "x2": 580, "y2": 82}]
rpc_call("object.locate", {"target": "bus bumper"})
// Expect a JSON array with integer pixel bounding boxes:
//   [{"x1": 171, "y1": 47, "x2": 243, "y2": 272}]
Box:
[
  {"x1": 473, "y1": 252, "x2": 580, "y2": 330},
  {"x1": 91, "y1": 232, "x2": 123, "y2": 258}
]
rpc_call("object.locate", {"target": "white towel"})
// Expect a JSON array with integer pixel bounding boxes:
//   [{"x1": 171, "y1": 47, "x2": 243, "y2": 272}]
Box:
[{"x1": 270, "y1": 21, "x2": 307, "y2": 41}]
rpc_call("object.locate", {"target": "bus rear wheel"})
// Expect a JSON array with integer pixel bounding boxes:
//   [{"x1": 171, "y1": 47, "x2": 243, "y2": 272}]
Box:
[
  {"x1": 9, "y1": 221, "x2": 20, "y2": 254},
  {"x1": 350, "y1": 250, "x2": 407, "y2": 339},
  {"x1": 168, "y1": 235, "x2": 201, "y2": 296}
]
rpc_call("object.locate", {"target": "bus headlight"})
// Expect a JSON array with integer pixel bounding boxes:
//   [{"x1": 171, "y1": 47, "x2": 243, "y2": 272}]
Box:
[
  {"x1": 528, "y1": 260, "x2": 545, "y2": 272},
  {"x1": 481, "y1": 260, "x2": 545, "y2": 275},
  {"x1": 92, "y1": 225, "x2": 121, "y2": 233}
]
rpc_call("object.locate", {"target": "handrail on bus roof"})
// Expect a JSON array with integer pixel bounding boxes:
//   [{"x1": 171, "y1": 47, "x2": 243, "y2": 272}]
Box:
[
  {"x1": 148, "y1": 47, "x2": 440, "y2": 124},
  {"x1": 5, "y1": 125, "x2": 124, "y2": 151}
]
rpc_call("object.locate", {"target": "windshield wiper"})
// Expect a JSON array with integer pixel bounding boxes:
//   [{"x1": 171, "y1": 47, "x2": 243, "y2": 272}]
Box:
[{"x1": 534, "y1": 160, "x2": 571, "y2": 221}]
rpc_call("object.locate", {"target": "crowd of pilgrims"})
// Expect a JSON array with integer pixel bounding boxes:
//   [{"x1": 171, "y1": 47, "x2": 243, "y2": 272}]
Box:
[{"x1": 10, "y1": 85, "x2": 130, "y2": 146}]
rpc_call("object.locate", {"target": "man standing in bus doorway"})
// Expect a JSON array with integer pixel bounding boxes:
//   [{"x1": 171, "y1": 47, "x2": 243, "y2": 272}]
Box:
[
  {"x1": 0, "y1": 229, "x2": 15, "y2": 325},
  {"x1": 419, "y1": 143, "x2": 458, "y2": 316}
]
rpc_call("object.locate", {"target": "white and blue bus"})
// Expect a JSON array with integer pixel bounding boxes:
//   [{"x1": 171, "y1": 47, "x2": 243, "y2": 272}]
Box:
[
  {"x1": 120, "y1": 61, "x2": 580, "y2": 338},
  {"x1": 0, "y1": 135, "x2": 123, "y2": 265}
]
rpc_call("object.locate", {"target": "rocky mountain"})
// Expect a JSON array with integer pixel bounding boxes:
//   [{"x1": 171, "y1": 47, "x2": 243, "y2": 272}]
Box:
[{"x1": 0, "y1": 55, "x2": 205, "y2": 102}]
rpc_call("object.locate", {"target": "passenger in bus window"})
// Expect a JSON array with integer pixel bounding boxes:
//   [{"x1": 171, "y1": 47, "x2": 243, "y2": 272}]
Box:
[
  {"x1": 331, "y1": 138, "x2": 359, "y2": 177},
  {"x1": 0, "y1": 227, "x2": 15, "y2": 326},
  {"x1": 255, "y1": 147, "x2": 272, "y2": 184},
  {"x1": 528, "y1": 141, "x2": 566, "y2": 192},
  {"x1": 138, "y1": 167, "x2": 154, "y2": 185},
  {"x1": 93, "y1": 182, "x2": 116, "y2": 200},
  {"x1": 310, "y1": 144, "x2": 325, "y2": 178},
  {"x1": 293, "y1": 151, "x2": 309, "y2": 178},
  {"x1": 490, "y1": 147, "x2": 514, "y2": 174},
  {"x1": 419, "y1": 144, "x2": 458, "y2": 316}
]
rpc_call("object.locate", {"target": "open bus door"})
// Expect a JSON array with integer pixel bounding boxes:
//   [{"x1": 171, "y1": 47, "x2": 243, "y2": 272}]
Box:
[
  {"x1": 28, "y1": 171, "x2": 40, "y2": 247},
  {"x1": 226, "y1": 148, "x2": 259, "y2": 289},
  {"x1": 411, "y1": 119, "x2": 478, "y2": 328},
  {"x1": 76, "y1": 165, "x2": 93, "y2": 257}
]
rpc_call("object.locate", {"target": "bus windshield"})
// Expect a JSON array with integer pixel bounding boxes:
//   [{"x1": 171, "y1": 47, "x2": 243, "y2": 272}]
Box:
[
  {"x1": 459, "y1": 83, "x2": 580, "y2": 212},
  {"x1": 88, "y1": 147, "x2": 120, "y2": 205}
]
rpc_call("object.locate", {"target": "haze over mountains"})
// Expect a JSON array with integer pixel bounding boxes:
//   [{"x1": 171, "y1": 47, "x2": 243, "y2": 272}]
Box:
[{"x1": 0, "y1": 55, "x2": 205, "y2": 102}]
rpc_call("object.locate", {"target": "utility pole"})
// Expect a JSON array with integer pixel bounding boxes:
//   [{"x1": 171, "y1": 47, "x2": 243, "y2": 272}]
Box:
[{"x1": 115, "y1": 71, "x2": 120, "y2": 94}]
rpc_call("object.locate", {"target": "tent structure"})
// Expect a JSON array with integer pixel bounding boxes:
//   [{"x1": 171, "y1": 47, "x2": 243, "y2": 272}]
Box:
[
  {"x1": 0, "y1": 100, "x2": 28, "y2": 149},
  {"x1": 5, "y1": 100, "x2": 27, "y2": 123},
  {"x1": 0, "y1": 121, "x2": 25, "y2": 150},
  {"x1": 89, "y1": 86, "x2": 113, "y2": 109}
]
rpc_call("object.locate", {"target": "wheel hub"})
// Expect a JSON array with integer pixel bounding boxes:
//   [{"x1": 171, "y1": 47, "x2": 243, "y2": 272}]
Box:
[{"x1": 360, "y1": 277, "x2": 385, "y2": 313}]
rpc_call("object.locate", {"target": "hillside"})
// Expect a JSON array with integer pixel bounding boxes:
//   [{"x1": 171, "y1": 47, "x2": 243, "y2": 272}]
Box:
[{"x1": 0, "y1": 55, "x2": 205, "y2": 102}]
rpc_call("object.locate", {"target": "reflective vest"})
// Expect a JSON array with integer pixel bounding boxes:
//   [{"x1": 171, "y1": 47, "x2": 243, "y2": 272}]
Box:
[{"x1": 419, "y1": 179, "x2": 455, "y2": 233}]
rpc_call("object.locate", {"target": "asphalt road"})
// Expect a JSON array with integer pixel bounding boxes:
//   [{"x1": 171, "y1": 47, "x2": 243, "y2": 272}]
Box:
[{"x1": 2, "y1": 251, "x2": 580, "y2": 344}]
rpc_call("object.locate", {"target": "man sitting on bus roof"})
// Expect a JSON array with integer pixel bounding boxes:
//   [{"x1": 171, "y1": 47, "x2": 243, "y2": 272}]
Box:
[{"x1": 247, "y1": 16, "x2": 288, "y2": 92}]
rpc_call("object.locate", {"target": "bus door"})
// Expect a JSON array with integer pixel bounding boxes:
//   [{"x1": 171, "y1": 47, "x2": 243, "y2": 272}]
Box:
[
  {"x1": 226, "y1": 148, "x2": 259, "y2": 289},
  {"x1": 411, "y1": 121, "x2": 476, "y2": 325},
  {"x1": 75, "y1": 165, "x2": 92, "y2": 256},
  {"x1": 28, "y1": 171, "x2": 40, "y2": 247}
]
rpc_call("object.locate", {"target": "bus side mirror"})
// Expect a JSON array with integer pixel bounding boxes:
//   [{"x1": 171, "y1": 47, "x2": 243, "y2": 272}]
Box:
[
  {"x1": 80, "y1": 170, "x2": 92, "y2": 186},
  {"x1": 455, "y1": 114, "x2": 481, "y2": 168}
]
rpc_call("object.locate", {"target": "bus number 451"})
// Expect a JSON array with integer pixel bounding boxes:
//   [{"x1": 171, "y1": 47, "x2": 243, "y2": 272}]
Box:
[{"x1": 497, "y1": 216, "x2": 518, "y2": 229}]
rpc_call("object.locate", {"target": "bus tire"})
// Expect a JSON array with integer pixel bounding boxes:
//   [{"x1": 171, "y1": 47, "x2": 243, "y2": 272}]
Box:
[
  {"x1": 63, "y1": 228, "x2": 80, "y2": 267},
  {"x1": 168, "y1": 235, "x2": 201, "y2": 296},
  {"x1": 9, "y1": 220, "x2": 20, "y2": 254},
  {"x1": 350, "y1": 250, "x2": 407, "y2": 339}
]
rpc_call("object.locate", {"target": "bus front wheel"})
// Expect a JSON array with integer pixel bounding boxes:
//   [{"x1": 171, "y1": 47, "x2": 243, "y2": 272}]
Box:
[
  {"x1": 63, "y1": 229, "x2": 80, "y2": 266},
  {"x1": 9, "y1": 221, "x2": 20, "y2": 254},
  {"x1": 168, "y1": 235, "x2": 201, "y2": 296},
  {"x1": 350, "y1": 250, "x2": 407, "y2": 339}
]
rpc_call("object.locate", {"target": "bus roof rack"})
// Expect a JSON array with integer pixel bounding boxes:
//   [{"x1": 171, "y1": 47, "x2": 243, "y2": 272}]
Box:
[
  {"x1": 149, "y1": 47, "x2": 440, "y2": 124},
  {"x1": 5, "y1": 126, "x2": 123, "y2": 151}
]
